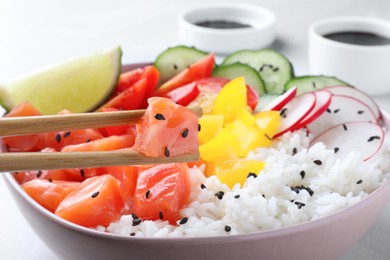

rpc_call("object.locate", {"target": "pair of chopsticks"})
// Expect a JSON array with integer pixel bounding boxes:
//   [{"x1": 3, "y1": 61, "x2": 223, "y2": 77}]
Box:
[{"x1": 0, "y1": 108, "x2": 202, "y2": 172}]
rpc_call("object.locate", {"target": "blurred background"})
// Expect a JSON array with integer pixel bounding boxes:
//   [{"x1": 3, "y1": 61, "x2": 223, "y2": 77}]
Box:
[{"x1": 0, "y1": 0, "x2": 390, "y2": 259}]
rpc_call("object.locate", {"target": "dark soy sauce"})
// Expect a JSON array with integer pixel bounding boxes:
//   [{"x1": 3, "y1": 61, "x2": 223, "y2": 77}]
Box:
[
  {"x1": 324, "y1": 31, "x2": 390, "y2": 46},
  {"x1": 194, "y1": 20, "x2": 251, "y2": 29}
]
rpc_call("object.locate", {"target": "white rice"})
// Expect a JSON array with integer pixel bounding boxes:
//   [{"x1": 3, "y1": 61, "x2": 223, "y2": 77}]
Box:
[{"x1": 104, "y1": 130, "x2": 390, "y2": 237}]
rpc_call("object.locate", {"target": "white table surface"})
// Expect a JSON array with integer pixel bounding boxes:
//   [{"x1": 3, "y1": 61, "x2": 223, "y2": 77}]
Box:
[{"x1": 1, "y1": 0, "x2": 390, "y2": 259}]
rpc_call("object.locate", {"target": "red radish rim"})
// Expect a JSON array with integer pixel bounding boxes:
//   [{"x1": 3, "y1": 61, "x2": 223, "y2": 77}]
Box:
[
  {"x1": 324, "y1": 85, "x2": 381, "y2": 120},
  {"x1": 310, "y1": 121, "x2": 385, "y2": 161},
  {"x1": 329, "y1": 94, "x2": 378, "y2": 123},
  {"x1": 261, "y1": 86, "x2": 297, "y2": 111},
  {"x1": 295, "y1": 90, "x2": 332, "y2": 129},
  {"x1": 274, "y1": 92, "x2": 316, "y2": 138}
]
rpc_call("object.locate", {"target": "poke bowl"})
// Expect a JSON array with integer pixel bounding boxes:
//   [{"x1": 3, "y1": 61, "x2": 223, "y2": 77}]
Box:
[{"x1": 2, "y1": 46, "x2": 390, "y2": 260}]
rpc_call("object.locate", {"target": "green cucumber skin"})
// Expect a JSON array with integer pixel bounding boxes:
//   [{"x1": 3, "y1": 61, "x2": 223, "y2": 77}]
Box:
[
  {"x1": 154, "y1": 45, "x2": 207, "y2": 86},
  {"x1": 222, "y1": 49, "x2": 294, "y2": 94},
  {"x1": 212, "y1": 63, "x2": 266, "y2": 94},
  {"x1": 285, "y1": 75, "x2": 350, "y2": 95}
]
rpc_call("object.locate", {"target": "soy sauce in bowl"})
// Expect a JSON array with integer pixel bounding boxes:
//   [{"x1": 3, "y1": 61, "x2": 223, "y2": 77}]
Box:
[
  {"x1": 194, "y1": 20, "x2": 252, "y2": 29},
  {"x1": 324, "y1": 31, "x2": 390, "y2": 46}
]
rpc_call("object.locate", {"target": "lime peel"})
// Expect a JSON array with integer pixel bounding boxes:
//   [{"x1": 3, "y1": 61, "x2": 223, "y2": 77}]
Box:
[{"x1": 1, "y1": 46, "x2": 122, "y2": 114}]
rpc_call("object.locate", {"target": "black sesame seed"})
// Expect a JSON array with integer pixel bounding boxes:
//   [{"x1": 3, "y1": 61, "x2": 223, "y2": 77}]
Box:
[
  {"x1": 326, "y1": 108, "x2": 331, "y2": 113},
  {"x1": 292, "y1": 147, "x2": 298, "y2": 156},
  {"x1": 356, "y1": 179, "x2": 363, "y2": 184},
  {"x1": 55, "y1": 134, "x2": 61, "y2": 143},
  {"x1": 215, "y1": 191, "x2": 224, "y2": 200},
  {"x1": 295, "y1": 201, "x2": 306, "y2": 209},
  {"x1": 198, "y1": 124, "x2": 201, "y2": 132},
  {"x1": 367, "y1": 135, "x2": 381, "y2": 142},
  {"x1": 303, "y1": 186, "x2": 314, "y2": 196},
  {"x1": 273, "y1": 67, "x2": 279, "y2": 72},
  {"x1": 312, "y1": 82, "x2": 317, "y2": 88},
  {"x1": 155, "y1": 113, "x2": 166, "y2": 120},
  {"x1": 334, "y1": 147, "x2": 339, "y2": 153},
  {"x1": 291, "y1": 186, "x2": 300, "y2": 193},
  {"x1": 200, "y1": 183, "x2": 207, "y2": 189},
  {"x1": 164, "y1": 147, "x2": 170, "y2": 157},
  {"x1": 130, "y1": 232, "x2": 136, "y2": 236},
  {"x1": 300, "y1": 170, "x2": 306, "y2": 179},
  {"x1": 247, "y1": 172, "x2": 257, "y2": 179},
  {"x1": 80, "y1": 169, "x2": 85, "y2": 178},
  {"x1": 173, "y1": 64, "x2": 178, "y2": 70},
  {"x1": 334, "y1": 109, "x2": 340, "y2": 114},
  {"x1": 224, "y1": 225, "x2": 232, "y2": 232},
  {"x1": 145, "y1": 190, "x2": 151, "y2": 199},
  {"x1": 357, "y1": 110, "x2": 365, "y2": 114},
  {"x1": 48, "y1": 178, "x2": 53, "y2": 182},
  {"x1": 290, "y1": 199, "x2": 295, "y2": 203},
  {"x1": 179, "y1": 217, "x2": 188, "y2": 225},
  {"x1": 343, "y1": 124, "x2": 348, "y2": 131},
  {"x1": 159, "y1": 211, "x2": 164, "y2": 220},
  {"x1": 234, "y1": 194, "x2": 240, "y2": 199},
  {"x1": 262, "y1": 194, "x2": 266, "y2": 198},
  {"x1": 132, "y1": 218, "x2": 142, "y2": 226},
  {"x1": 91, "y1": 191, "x2": 99, "y2": 198},
  {"x1": 86, "y1": 138, "x2": 91, "y2": 143},
  {"x1": 313, "y1": 160, "x2": 322, "y2": 165},
  {"x1": 280, "y1": 108, "x2": 288, "y2": 117},
  {"x1": 181, "y1": 128, "x2": 189, "y2": 138},
  {"x1": 132, "y1": 213, "x2": 139, "y2": 219},
  {"x1": 36, "y1": 170, "x2": 42, "y2": 178},
  {"x1": 63, "y1": 131, "x2": 71, "y2": 138}
]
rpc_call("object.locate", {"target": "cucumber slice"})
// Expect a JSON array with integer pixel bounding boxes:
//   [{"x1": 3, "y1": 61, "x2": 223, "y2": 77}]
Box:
[
  {"x1": 222, "y1": 49, "x2": 294, "y2": 94},
  {"x1": 212, "y1": 63, "x2": 266, "y2": 94},
  {"x1": 154, "y1": 45, "x2": 207, "y2": 86},
  {"x1": 285, "y1": 75, "x2": 349, "y2": 95}
]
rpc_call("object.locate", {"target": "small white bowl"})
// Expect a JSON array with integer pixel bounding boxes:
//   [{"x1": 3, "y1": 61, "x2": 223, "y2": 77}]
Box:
[
  {"x1": 309, "y1": 16, "x2": 390, "y2": 96},
  {"x1": 178, "y1": 3, "x2": 276, "y2": 54}
]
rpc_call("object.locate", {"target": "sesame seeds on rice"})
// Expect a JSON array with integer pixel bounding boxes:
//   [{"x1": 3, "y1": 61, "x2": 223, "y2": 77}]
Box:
[{"x1": 104, "y1": 130, "x2": 390, "y2": 237}]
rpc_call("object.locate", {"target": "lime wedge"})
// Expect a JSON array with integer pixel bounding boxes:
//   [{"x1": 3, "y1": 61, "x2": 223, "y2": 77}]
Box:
[{"x1": 0, "y1": 46, "x2": 122, "y2": 114}]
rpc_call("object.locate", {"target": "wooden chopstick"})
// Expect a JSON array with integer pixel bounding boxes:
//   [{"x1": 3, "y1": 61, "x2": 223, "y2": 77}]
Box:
[
  {"x1": 0, "y1": 107, "x2": 202, "y2": 137},
  {"x1": 0, "y1": 150, "x2": 200, "y2": 172},
  {"x1": 0, "y1": 107, "x2": 202, "y2": 171}
]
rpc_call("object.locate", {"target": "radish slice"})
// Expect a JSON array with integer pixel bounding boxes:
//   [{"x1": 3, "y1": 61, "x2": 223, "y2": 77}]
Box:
[
  {"x1": 307, "y1": 94, "x2": 377, "y2": 137},
  {"x1": 274, "y1": 92, "x2": 316, "y2": 137},
  {"x1": 261, "y1": 86, "x2": 297, "y2": 111},
  {"x1": 311, "y1": 121, "x2": 384, "y2": 161},
  {"x1": 323, "y1": 86, "x2": 380, "y2": 120},
  {"x1": 295, "y1": 90, "x2": 332, "y2": 129}
]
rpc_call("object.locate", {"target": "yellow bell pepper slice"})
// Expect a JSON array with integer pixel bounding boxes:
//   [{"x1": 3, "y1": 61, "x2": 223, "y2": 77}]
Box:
[
  {"x1": 236, "y1": 108, "x2": 255, "y2": 125},
  {"x1": 215, "y1": 159, "x2": 265, "y2": 188},
  {"x1": 214, "y1": 77, "x2": 247, "y2": 124},
  {"x1": 198, "y1": 114, "x2": 224, "y2": 144},
  {"x1": 225, "y1": 119, "x2": 272, "y2": 157},
  {"x1": 199, "y1": 128, "x2": 240, "y2": 163},
  {"x1": 254, "y1": 110, "x2": 281, "y2": 139}
]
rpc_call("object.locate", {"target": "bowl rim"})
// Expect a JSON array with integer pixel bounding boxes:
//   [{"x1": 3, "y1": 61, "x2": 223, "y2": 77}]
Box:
[
  {"x1": 309, "y1": 16, "x2": 390, "y2": 51},
  {"x1": 3, "y1": 64, "x2": 390, "y2": 242},
  {"x1": 178, "y1": 3, "x2": 276, "y2": 35}
]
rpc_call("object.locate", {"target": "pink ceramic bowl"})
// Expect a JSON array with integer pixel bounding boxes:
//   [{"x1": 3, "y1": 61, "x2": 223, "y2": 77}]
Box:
[{"x1": 2, "y1": 65, "x2": 390, "y2": 259}]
